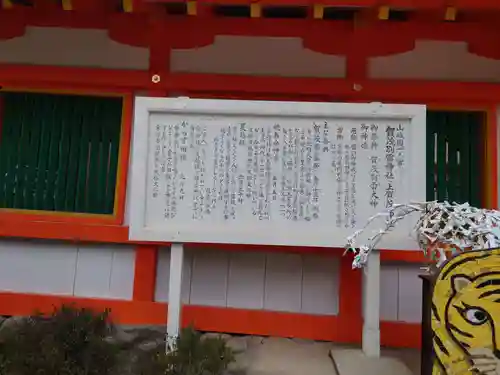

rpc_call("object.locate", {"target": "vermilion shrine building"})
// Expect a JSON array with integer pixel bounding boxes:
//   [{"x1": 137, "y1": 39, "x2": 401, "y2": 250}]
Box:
[{"x1": 0, "y1": 0, "x2": 497, "y2": 350}]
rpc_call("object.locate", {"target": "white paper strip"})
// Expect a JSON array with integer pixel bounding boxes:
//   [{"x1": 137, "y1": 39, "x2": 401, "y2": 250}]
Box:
[{"x1": 345, "y1": 201, "x2": 500, "y2": 269}]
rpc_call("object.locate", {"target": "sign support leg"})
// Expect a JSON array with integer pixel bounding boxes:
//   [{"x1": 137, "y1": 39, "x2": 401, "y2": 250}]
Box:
[
  {"x1": 362, "y1": 249, "x2": 380, "y2": 358},
  {"x1": 166, "y1": 243, "x2": 184, "y2": 352}
]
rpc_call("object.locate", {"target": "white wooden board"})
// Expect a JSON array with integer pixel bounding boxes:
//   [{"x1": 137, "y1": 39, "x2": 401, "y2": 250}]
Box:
[{"x1": 129, "y1": 98, "x2": 426, "y2": 249}]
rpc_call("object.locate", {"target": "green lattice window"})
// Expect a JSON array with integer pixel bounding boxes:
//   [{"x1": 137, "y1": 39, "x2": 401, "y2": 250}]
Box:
[
  {"x1": 0, "y1": 92, "x2": 123, "y2": 215},
  {"x1": 426, "y1": 110, "x2": 484, "y2": 207}
]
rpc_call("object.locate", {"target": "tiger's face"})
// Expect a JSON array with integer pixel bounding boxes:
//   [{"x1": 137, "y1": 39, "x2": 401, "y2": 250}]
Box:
[{"x1": 446, "y1": 274, "x2": 500, "y2": 373}]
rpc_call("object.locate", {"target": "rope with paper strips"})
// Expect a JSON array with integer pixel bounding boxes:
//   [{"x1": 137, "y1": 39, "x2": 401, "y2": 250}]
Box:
[{"x1": 345, "y1": 201, "x2": 500, "y2": 269}]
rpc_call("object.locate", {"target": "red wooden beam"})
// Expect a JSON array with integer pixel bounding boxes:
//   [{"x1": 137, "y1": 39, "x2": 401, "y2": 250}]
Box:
[
  {"x1": 0, "y1": 9, "x2": 25, "y2": 39},
  {"x1": 0, "y1": 64, "x2": 155, "y2": 91},
  {"x1": 146, "y1": 0, "x2": 500, "y2": 11},
  {"x1": 0, "y1": 7, "x2": 109, "y2": 28},
  {"x1": 171, "y1": 15, "x2": 498, "y2": 46},
  {"x1": 167, "y1": 73, "x2": 500, "y2": 103},
  {"x1": 2, "y1": 7, "x2": 498, "y2": 58},
  {"x1": 4, "y1": 63, "x2": 500, "y2": 105},
  {"x1": 455, "y1": 0, "x2": 500, "y2": 10}
]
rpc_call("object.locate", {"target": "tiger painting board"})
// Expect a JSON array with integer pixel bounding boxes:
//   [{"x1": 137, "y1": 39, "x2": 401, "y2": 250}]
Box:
[{"x1": 129, "y1": 97, "x2": 427, "y2": 248}]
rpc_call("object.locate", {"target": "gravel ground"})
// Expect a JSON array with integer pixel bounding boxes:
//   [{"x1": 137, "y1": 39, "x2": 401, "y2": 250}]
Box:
[{"x1": 0, "y1": 316, "x2": 419, "y2": 375}]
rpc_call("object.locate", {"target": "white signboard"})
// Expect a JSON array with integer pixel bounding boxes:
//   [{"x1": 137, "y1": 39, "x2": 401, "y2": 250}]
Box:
[{"x1": 129, "y1": 98, "x2": 426, "y2": 249}]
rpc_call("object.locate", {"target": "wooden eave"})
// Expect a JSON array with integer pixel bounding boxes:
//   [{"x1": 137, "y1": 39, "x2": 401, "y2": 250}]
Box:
[{"x1": 1, "y1": 0, "x2": 500, "y2": 59}]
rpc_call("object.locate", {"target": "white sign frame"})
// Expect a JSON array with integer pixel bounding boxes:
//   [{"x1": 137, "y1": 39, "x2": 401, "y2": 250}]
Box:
[{"x1": 129, "y1": 97, "x2": 426, "y2": 249}]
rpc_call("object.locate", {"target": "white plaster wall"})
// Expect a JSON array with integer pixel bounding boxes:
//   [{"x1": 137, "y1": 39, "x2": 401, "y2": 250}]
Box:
[
  {"x1": 171, "y1": 37, "x2": 500, "y2": 82},
  {"x1": 1, "y1": 28, "x2": 500, "y2": 82},
  {"x1": 0, "y1": 237, "x2": 423, "y2": 323},
  {"x1": 155, "y1": 248, "x2": 340, "y2": 315},
  {"x1": 171, "y1": 36, "x2": 345, "y2": 78},
  {"x1": 380, "y1": 262, "x2": 423, "y2": 323},
  {"x1": 370, "y1": 40, "x2": 500, "y2": 82},
  {"x1": 0, "y1": 239, "x2": 135, "y2": 299},
  {"x1": 0, "y1": 27, "x2": 149, "y2": 70}
]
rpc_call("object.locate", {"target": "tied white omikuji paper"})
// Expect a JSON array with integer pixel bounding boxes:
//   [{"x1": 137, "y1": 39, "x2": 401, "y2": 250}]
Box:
[{"x1": 345, "y1": 201, "x2": 500, "y2": 269}]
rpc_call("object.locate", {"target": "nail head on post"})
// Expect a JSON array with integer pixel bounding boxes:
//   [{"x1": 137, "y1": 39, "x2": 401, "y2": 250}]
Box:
[{"x1": 152, "y1": 74, "x2": 161, "y2": 84}]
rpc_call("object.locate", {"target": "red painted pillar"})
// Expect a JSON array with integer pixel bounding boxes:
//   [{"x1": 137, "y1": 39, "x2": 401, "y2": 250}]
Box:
[
  {"x1": 147, "y1": 4, "x2": 170, "y2": 98},
  {"x1": 132, "y1": 245, "x2": 158, "y2": 302},
  {"x1": 337, "y1": 253, "x2": 363, "y2": 343}
]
